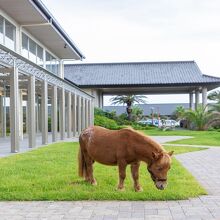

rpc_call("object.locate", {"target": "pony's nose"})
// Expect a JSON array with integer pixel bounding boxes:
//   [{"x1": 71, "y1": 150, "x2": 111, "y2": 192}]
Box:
[
  {"x1": 156, "y1": 182, "x2": 166, "y2": 190},
  {"x1": 159, "y1": 185, "x2": 165, "y2": 190}
]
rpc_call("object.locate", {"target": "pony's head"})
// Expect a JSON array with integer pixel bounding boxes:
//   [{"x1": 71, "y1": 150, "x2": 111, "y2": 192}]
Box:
[{"x1": 147, "y1": 151, "x2": 173, "y2": 190}]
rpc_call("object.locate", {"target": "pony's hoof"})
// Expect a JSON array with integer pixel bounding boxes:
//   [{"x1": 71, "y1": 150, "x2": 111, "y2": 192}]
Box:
[
  {"x1": 135, "y1": 186, "x2": 143, "y2": 192},
  {"x1": 117, "y1": 186, "x2": 125, "y2": 191},
  {"x1": 91, "y1": 180, "x2": 97, "y2": 186}
]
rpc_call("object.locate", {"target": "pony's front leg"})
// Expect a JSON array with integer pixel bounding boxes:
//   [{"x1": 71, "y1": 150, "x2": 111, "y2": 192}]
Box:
[
  {"x1": 117, "y1": 160, "x2": 127, "y2": 191},
  {"x1": 131, "y1": 162, "x2": 143, "y2": 192}
]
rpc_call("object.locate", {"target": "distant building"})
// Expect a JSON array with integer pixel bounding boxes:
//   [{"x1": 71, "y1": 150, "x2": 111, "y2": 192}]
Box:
[{"x1": 104, "y1": 103, "x2": 190, "y2": 117}]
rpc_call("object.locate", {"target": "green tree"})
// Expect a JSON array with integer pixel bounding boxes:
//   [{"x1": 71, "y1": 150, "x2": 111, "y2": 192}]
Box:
[
  {"x1": 208, "y1": 90, "x2": 220, "y2": 102},
  {"x1": 131, "y1": 105, "x2": 144, "y2": 121},
  {"x1": 173, "y1": 105, "x2": 185, "y2": 120},
  {"x1": 208, "y1": 90, "x2": 220, "y2": 112},
  {"x1": 184, "y1": 105, "x2": 220, "y2": 130},
  {"x1": 110, "y1": 95, "x2": 147, "y2": 120}
]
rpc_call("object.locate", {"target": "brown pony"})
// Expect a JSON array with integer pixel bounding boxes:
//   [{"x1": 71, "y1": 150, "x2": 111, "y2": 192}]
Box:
[{"x1": 78, "y1": 126, "x2": 173, "y2": 191}]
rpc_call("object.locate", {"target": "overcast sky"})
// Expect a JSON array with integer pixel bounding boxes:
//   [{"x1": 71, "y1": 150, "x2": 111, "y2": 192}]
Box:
[{"x1": 43, "y1": 0, "x2": 220, "y2": 104}]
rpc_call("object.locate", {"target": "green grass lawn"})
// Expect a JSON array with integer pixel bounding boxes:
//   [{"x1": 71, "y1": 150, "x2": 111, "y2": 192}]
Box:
[
  {"x1": 0, "y1": 142, "x2": 206, "y2": 201},
  {"x1": 142, "y1": 129, "x2": 220, "y2": 146}
]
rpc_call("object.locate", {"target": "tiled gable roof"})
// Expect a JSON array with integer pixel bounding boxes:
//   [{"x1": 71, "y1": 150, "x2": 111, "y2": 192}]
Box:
[{"x1": 64, "y1": 61, "x2": 220, "y2": 87}]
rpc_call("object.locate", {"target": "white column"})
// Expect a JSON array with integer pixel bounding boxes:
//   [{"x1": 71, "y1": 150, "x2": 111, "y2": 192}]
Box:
[
  {"x1": 41, "y1": 80, "x2": 48, "y2": 144},
  {"x1": 36, "y1": 96, "x2": 39, "y2": 133},
  {"x1": 195, "y1": 89, "x2": 200, "y2": 110},
  {"x1": 189, "y1": 92, "x2": 194, "y2": 110},
  {"x1": 88, "y1": 100, "x2": 91, "y2": 126},
  {"x1": 1, "y1": 86, "x2": 7, "y2": 137},
  {"x1": 51, "y1": 85, "x2": 57, "y2": 142},
  {"x1": 81, "y1": 97, "x2": 85, "y2": 130},
  {"x1": 25, "y1": 100, "x2": 28, "y2": 135},
  {"x1": 85, "y1": 99, "x2": 89, "y2": 128},
  {"x1": 77, "y1": 95, "x2": 82, "y2": 135},
  {"x1": 60, "y1": 88, "x2": 65, "y2": 140},
  {"x1": 19, "y1": 90, "x2": 23, "y2": 140},
  {"x1": 90, "y1": 100, "x2": 94, "y2": 126},
  {"x1": 99, "y1": 91, "x2": 103, "y2": 108},
  {"x1": 0, "y1": 95, "x2": 2, "y2": 136},
  {"x1": 202, "y1": 87, "x2": 207, "y2": 108},
  {"x1": 67, "y1": 91, "x2": 72, "y2": 138},
  {"x1": 28, "y1": 75, "x2": 36, "y2": 148},
  {"x1": 10, "y1": 65, "x2": 19, "y2": 152},
  {"x1": 72, "y1": 93, "x2": 77, "y2": 137}
]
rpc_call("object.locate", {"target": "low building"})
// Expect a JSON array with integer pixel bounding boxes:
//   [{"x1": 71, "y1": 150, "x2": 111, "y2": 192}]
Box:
[{"x1": 64, "y1": 61, "x2": 220, "y2": 109}]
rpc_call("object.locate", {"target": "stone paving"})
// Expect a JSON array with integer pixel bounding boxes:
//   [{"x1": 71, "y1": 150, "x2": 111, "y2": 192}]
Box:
[
  {"x1": 0, "y1": 138, "x2": 220, "y2": 219},
  {"x1": 0, "y1": 133, "x2": 78, "y2": 158}
]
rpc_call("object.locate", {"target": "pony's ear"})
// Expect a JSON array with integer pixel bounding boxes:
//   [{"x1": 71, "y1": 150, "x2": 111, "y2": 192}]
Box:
[
  {"x1": 168, "y1": 151, "x2": 174, "y2": 157},
  {"x1": 152, "y1": 152, "x2": 162, "y2": 160}
]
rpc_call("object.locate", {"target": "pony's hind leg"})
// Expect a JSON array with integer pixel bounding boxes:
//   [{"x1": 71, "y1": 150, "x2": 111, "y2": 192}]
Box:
[
  {"x1": 131, "y1": 162, "x2": 143, "y2": 192},
  {"x1": 117, "y1": 160, "x2": 127, "y2": 191},
  {"x1": 84, "y1": 154, "x2": 97, "y2": 185}
]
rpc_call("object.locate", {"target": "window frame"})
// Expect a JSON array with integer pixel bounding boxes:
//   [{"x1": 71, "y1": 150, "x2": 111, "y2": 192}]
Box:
[{"x1": 0, "y1": 14, "x2": 16, "y2": 51}]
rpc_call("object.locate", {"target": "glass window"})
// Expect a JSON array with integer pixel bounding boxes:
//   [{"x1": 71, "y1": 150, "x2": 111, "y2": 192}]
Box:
[
  {"x1": 5, "y1": 20, "x2": 16, "y2": 50},
  {"x1": 29, "y1": 38, "x2": 36, "y2": 62},
  {"x1": 51, "y1": 57, "x2": 57, "y2": 74},
  {"x1": 22, "y1": 33, "x2": 29, "y2": 59},
  {"x1": 46, "y1": 51, "x2": 59, "y2": 75},
  {"x1": 37, "y1": 45, "x2": 43, "y2": 67},
  {"x1": 0, "y1": 15, "x2": 3, "y2": 44},
  {"x1": 46, "y1": 51, "x2": 52, "y2": 72}
]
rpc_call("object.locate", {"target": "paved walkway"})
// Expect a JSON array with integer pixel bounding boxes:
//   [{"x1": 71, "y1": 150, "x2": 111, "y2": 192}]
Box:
[
  {"x1": 0, "y1": 133, "x2": 78, "y2": 158},
  {"x1": 0, "y1": 135, "x2": 191, "y2": 158},
  {"x1": 0, "y1": 137, "x2": 220, "y2": 219}
]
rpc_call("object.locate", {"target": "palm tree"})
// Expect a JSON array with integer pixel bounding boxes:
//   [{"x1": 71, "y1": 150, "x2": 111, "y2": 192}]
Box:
[
  {"x1": 208, "y1": 90, "x2": 220, "y2": 102},
  {"x1": 110, "y1": 95, "x2": 147, "y2": 120},
  {"x1": 184, "y1": 105, "x2": 220, "y2": 130},
  {"x1": 173, "y1": 105, "x2": 185, "y2": 119},
  {"x1": 208, "y1": 90, "x2": 220, "y2": 112}
]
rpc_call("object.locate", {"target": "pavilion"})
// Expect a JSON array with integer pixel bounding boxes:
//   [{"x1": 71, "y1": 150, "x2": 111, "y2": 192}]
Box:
[{"x1": 64, "y1": 61, "x2": 220, "y2": 109}]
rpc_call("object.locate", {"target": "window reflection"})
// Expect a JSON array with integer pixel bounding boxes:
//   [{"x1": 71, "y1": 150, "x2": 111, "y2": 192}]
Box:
[
  {"x1": 5, "y1": 20, "x2": 16, "y2": 50},
  {"x1": 0, "y1": 15, "x2": 3, "y2": 44},
  {"x1": 46, "y1": 51, "x2": 59, "y2": 75},
  {"x1": 22, "y1": 33, "x2": 29, "y2": 58},
  {"x1": 0, "y1": 15, "x2": 16, "y2": 50}
]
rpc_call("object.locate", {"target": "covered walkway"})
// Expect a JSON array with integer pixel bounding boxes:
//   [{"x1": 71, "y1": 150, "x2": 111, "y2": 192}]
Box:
[{"x1": 0, "y1": 44, "x2": 94, "y2": 155}]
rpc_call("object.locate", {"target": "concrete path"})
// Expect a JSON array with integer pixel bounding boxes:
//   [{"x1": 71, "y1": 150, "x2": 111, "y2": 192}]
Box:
[
  {"x1": 1, "y1": 137, "x2": 220, "y2": 219},
  {"x1": 0, "y1": 133, "x2": 78, "y2": 158},
  {"x1": 0, "y1": 135, "x2": 190, "y2": 158},
  {"x1": 152, "y1": 136, "x2": 193, "y2": 144}
]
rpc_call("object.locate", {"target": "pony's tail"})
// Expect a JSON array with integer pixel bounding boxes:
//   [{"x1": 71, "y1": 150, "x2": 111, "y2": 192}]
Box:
[{"x1": 78, "y1": 136, "x2": 86, "y2": 178}]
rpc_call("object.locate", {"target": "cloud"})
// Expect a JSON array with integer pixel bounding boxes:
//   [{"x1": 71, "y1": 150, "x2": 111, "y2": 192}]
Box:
[{"x1": 43, "y1": 0, "x2": 220, "y2": 77}]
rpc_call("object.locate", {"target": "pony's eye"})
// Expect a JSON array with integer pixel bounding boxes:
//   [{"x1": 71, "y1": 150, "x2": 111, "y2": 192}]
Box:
[{"x1": 158, "y1": 167, "x2": 163, "y2": 171}]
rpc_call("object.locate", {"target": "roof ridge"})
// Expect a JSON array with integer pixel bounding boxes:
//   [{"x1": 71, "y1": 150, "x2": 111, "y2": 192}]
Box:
[
  {"x1": 65, "y1": 60, "x2": 195, "y2": 66},
  {"x1": 202, "y1": 74, "x2": 220, "y2": 80}
]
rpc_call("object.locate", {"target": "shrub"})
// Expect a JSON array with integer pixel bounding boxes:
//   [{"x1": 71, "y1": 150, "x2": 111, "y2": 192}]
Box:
[
  {"x1": 94, "y1": 115, "x2": 124, "y2": 130},
  {"x1": 94, "y1": 108, "x2": 117, "y2": 120}
]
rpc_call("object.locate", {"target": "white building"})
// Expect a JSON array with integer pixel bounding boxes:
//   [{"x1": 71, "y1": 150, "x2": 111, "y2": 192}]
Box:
[{"x1": 0, "y1": 0, "x2": 94, "y2": 153}]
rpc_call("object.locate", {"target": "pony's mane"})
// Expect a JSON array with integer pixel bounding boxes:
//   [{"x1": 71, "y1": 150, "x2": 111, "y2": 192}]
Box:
[{"x1": 122, "y1": 127, "x2": 165, "y2": 152}]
